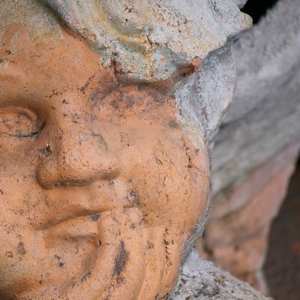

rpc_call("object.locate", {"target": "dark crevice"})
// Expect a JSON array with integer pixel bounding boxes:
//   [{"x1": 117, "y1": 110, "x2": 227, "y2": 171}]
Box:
[{"x1": 242, "y1": 0, "x2": 280, "y2": 24}]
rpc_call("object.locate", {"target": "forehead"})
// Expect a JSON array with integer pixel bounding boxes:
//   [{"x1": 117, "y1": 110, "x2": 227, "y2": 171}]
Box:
[
  {"x1": 0, "y1": 21, "x2": 161, "y2": 111},
  {"x1": 0, "y1": 0, "x2": 62, "y2": 45},
  {"x1": 0, "y1": 31, "x2": 112, "y2": 107}
]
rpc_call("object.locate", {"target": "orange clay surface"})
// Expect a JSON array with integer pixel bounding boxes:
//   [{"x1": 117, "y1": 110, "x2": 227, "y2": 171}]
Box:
[{"x1": 0, "y1": 24, "x2": 209, "y2": 299}]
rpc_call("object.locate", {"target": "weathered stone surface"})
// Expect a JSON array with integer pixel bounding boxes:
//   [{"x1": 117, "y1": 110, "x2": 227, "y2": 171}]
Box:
[
  {"x1": 37, "y1": 0, "x2": 251, "y2": 83},
  {"x1": 171, "y1": 251, "x2": 272, "y2": 300},
  {"x1": 199, "y1": 0, "x2": 300, "y2": 293},
  {"x1": 211, "y1": 0, "x2": 300, "y2": 195}
]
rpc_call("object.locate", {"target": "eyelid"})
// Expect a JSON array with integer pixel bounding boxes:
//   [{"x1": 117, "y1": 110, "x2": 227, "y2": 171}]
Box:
[{"x1": 0, "y1": 106, "x2": 45, "y2": 138}]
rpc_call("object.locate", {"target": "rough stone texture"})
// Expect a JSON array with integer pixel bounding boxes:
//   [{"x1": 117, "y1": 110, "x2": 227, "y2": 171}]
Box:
[
  {"x1": 199, "y1": 0, "x2": 300, "y2": 294},
  {"x1": 38, "y1": 0, "x2": 251, "y2": 83},
  {"x1": 211, "y1": 0, "x2": 300, "y2": 195},
  {"x1": 171, "y1": 251, "x2": 272, "y2": 300}
]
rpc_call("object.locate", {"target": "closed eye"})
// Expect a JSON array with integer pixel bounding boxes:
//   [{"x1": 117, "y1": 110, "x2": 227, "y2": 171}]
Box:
[{"x1": 0, "y1": 107, "x2": 45, "y2": 138}]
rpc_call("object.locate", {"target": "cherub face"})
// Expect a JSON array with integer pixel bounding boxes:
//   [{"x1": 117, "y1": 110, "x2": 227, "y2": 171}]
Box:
[{"x1": 0, "y1": 24, "x2": 209, "y2": 299}]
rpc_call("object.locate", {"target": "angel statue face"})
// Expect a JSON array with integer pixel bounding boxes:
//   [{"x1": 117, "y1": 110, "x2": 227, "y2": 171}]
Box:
[{"x1": 0, "y1": 0, "x2": 250, "y2": 299}]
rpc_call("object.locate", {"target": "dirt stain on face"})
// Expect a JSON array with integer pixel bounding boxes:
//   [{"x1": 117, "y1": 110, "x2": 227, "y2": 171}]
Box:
[
  {"x1": 17, "y1": 242, "x2": 26, "y2": 257},
  {"x1": 114, "y1": 241, "x2": 128, "y2": 277},
  {"x1": 125, "y1": 189, "x2": 141, "y2": 206}
]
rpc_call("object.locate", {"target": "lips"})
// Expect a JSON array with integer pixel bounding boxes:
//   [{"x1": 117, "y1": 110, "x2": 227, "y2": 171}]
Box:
[
  {"x1": 38, "y1": 189, "x2": 116, "y2": 238},
  {"x1": 38, "y1": 203, "x2": 107, "y2": 241},
  {"x1": 38, "y1": 185, "x2": 119, "y2": 241},
  {"x1": 47, "y1": 214, "x2": 101, "y2": 240}
]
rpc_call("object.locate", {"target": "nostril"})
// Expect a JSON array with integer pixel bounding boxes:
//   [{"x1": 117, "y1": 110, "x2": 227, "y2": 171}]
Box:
[
  {"x1": 38, "y1": 144, "x2": 52, "y2": 158},
  {"x1": 37, "y1": 157, "x2": 59, "y2": 189},
  {"x1": 99, "y1": 164, "x2": 120, "y2": 181}
]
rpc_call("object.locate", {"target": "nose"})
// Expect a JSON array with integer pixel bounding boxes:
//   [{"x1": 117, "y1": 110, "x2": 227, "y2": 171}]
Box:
[{"x1": 37, "y1": 126, "x2": 120, "y2": 189}]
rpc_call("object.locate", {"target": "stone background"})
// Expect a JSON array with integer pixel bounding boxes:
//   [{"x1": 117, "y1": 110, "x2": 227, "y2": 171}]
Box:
[{"x1": 198, "y1": 0, "x2": 300, "y2": 298}]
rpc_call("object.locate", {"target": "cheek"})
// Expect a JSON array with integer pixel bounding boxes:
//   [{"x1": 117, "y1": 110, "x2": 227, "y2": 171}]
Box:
[
  {"x1": 123, "y1": 126, "x2": 209, "y2": 234},
  {"x1": 0, "y1": 142, "x2": 42, "y2": 212},
  {"x1": 120, "y1": 127, "x2": 209, "y2": 294}
]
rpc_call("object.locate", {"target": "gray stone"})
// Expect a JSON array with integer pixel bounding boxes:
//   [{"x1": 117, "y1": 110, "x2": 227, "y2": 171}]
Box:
[
  {"x1": 171, "y1": 251, "x2": 272, "y2": 299},
  {"x1": 211, "y1": 0, "x2": 300, "y2": 195}
]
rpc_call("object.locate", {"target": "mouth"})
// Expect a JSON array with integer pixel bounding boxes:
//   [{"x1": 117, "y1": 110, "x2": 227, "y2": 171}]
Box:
[{"x1": 41, "y1": 211, "x2": 103, "y2": 242}]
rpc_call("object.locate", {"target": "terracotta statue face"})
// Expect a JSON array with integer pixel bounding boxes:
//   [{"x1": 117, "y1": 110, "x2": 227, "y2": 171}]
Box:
[{"x1": 0, "y1": 23, "x2": 209, "y2": 299}]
